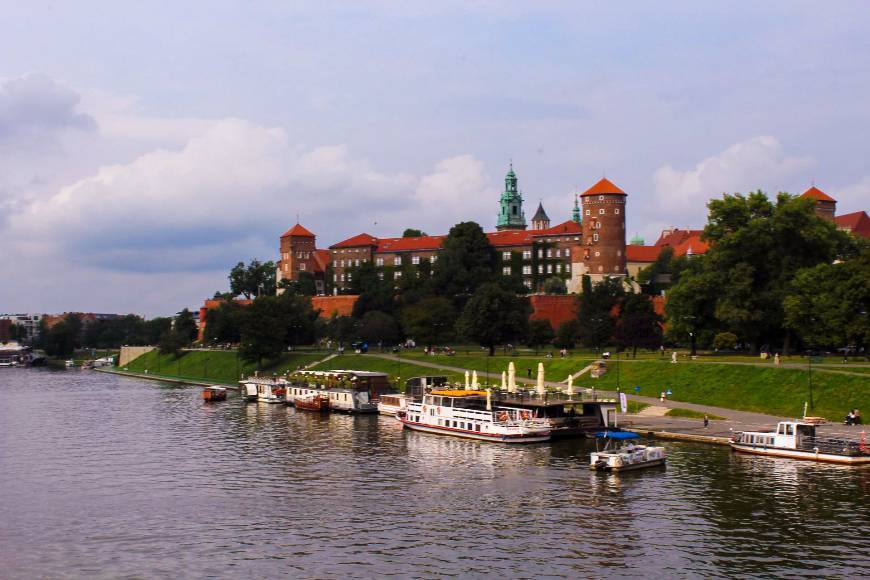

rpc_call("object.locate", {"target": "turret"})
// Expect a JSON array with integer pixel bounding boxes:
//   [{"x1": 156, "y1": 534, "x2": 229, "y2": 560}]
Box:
[{"x1": 496, "y1": 163, "x2": 527, "y2": 231}]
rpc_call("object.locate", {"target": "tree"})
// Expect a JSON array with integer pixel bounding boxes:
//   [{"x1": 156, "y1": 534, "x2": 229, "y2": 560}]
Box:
[
  {"x1": 174, "y1": 308, "x2": 198, "y2": 344},
  {"x1": 554, "y1": 319, "x2": 580, "y2": 349},
  {"x1": 42, "y1": 314, "x2": 82, "y2": 358},
  {"x1": 615, "y1": 293, "x2": 662, "y2": 356},
  {"x1": 783, "y1": 244, "x2": 870, "y2": 351},
  {"x1": 401, "y1": 297, "x2": 456, "y2": 348},
  {"x1": 542, "y1": 276, "x2": 567, "y2": 295},
  {"x1": 143, "y1": 317, "x2": 172, "y2": 345},
  {"x1": 349, "y1": 261, "x2": 397, "y2": 316},
  {"x1": 229, "y1": 259, "x2": 277, "y2": 298},
  {"x1": 402, "y1": 228, "x2": 427, "y2": 237},
  {"x1": 431, "y1": 222, "x2": 496, "y2": 307},
  {"x1": 636, "y1": 247, "x2": 691, "y2": 296},
  {"x1": 358, "y1": 311, "x2": 401, "y2": 345},
  {"x1": 279, "y1": 271, "x2": 317, "y2": 296},
  {"x1": 326, "y1": 315, "x2": 358, "y2": 345},
  {"x1": 526, "y1": 320, "x2": 555, "y2": 353},
  {"x1": 713, "y1": 332, "x2": 738, "y2": 351},
  {"x1": 239, "y1": 296, "x2": 288, "y2": 367},
  {"x1": 158, "y1": 329, "x2": 186, "y2": 357},
  {"x1": 577, "y1": 276, "x2": 623, "y2": 348},
  {"x1": 204, "y1": 301, "x2": 244, "y2": 344},
  {"x1": 457, "y1": 283, "x2": 529, "y2": 355}
]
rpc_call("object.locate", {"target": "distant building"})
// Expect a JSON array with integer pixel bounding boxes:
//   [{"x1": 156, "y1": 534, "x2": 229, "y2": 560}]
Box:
[
  {"x1": 800, "y1": 186, "x2": 870, "y2": 238},
  {"x1": 0, "y1": 313, "x2": 44, "y2": 343}
]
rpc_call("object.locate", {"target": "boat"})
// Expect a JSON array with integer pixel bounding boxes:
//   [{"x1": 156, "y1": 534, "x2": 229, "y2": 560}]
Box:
[
  {"x1": 399, "y1": 389, "x2": 551, "y2": 443},
  {"x1": 295, "y1": 394, "x2": 330, "y2": 412},
  {"x1": 285, "y1": 370, "x2": 394, "y2": 413},
  {"x1": 377, "y1": 393, "x2": 407, "y2": 416},
  {"x1": 240, "y1": 376, "x2": 287, "y2": 404},
  {"x1": 202, "y1": 386, "x2": 228, "y2": 402},
  {"x1": 731, "y1": 420, "x2": 870, "y2": 464},
  {"x1": 241, "y1": 382, "x2": 258, "y2": 402},
  {"x1": 490, "y1": 393, "x2": 618, "y2": 439},
  {"x1": 590, "y1": 431, "x2": 667, "y2": 471},
  {"x1": 65, "y1": 359, "x2": 75, "y2": 368}
]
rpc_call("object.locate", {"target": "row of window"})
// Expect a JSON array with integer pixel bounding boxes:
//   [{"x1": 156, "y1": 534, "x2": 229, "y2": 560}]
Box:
[
  {"x1": 503, "y1": 263, "x2": 571, "y2": 276},
  {"x1": 585, "y1": 208, "x2": 620, "y2": 216},
  {"x1": 503, "y1": 248, "x2": 572, "y2": 261}
]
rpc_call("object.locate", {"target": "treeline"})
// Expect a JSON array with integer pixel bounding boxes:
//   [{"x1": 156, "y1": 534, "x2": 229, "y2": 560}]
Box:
[
  {"x1": 646, "y1": 191, "x2": 868, "y2": 354},
  {"x1": 37, "y1": 313, "x2": 174, "y2": 358}
]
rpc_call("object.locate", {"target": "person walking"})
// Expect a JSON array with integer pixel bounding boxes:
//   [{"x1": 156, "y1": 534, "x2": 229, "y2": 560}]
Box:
[{"x1": 704, "y1": 414, "x2": 709, "y2": 428}]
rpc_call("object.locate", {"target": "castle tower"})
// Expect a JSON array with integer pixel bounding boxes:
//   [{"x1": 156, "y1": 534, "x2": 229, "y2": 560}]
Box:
[
  {"x1": 531, "y1": 201, "x2": 550, "y2": 230},
  {"x1": 572, "y1": 194, "x2": 581, "y2": 224},
  {"x1": 496, "y1": 163, "x2": 527, "y2": 231},
  {"x1": 800, "y1": 186, "x2": 836, "y2": 221},
  {"x1": 277, "y1": 223, "x2": 317, "y2": 287},
  {"x1": 575, "y1": 178, "x2": 627, "y2": 281}
]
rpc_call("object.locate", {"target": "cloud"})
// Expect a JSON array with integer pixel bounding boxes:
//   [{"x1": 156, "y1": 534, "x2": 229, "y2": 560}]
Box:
[
  {"x1": 0, "y1": 73, "x2": 96, "y2": 143},
  {"x1": 650, "y1": 136, "x2": 814, "y2": 228},
  {"x1": 834, "y1": 176, "x2": 870, "y2": 214},
  {"x1": 6, "y1": 118, "x2": 492, "y2": 275}
]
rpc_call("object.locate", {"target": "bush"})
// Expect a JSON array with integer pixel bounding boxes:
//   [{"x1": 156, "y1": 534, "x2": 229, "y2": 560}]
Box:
[
  {"x1": 554, "y1": 319, "x2": 580, "y2": 349},
  {"x1": 713, "y1": 332, "x2": 738, "y2": 351},
  {"x1": 542, "y1": 276, "x2": 567, "y2": 295}
]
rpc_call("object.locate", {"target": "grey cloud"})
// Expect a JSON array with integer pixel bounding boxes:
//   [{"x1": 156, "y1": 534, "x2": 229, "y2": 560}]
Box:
[{"x1": 0, "y1": 73, "x2": 96, "y2": 141}]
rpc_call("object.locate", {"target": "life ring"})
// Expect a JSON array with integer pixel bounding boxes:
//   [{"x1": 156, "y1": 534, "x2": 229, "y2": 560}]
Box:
[
  {"x1": 520, "y1": 411, "x2": 531, "y2": 420},
  {"x1": 496, "y1": 411, "x2": 509, "y2": 422}
]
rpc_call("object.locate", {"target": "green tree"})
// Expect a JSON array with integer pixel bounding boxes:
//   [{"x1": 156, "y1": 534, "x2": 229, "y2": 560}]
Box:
[
  {"x1": 229, "y1": 259, "x2": 277, "y2": 298},
  {"x1": 783, "y1": 245, "x2": 870, "y2": 350},
  {"x1": 554, "y1": 319, "x2": 580, "y2": 349},
  {"x1": 614, "y1": 293, "x2": 662, "y2": 356},
  {"x1": 431, "y1": 222, "x2": 496, "y2": 307},
  {"x1": 174, "y1": 308, "x2": 198, "y2": 344},
  {"x1": 401, "y1": 297, "x2": 456, "y2": 348},
  {"x1": 238, "y1": 296, "x2": 288, "y2": 367},
  {"x1": 204, "y1": 301, "x2": 244, "y2": 344},
  {"x1": 143, "y1": 317, "x2": 172, "y2": 345},
  {"x1": 526, "y1": 319, "x2": 555, "y2": 353},
  {"x1": 577, "y1": 277, "x2": 623, "y2": 349},
  {"x1": 358, "y1": 311, "x2": 401, "y2": 345},
  {"x1": 402, "y1": 228, "x2": 427, "y2": 237},
  {"x1": 326, "y1": 315, "x2": 358, "y2": 346},
  {"x1": 542, "y1": 276, "x2": 567, "y2": 295},
  {"x1": 349, "y1": 261, "x2": 397, "y2": 316},
  {"x1": 43, "y1": 314, "x2": 82, "y2": 358},
  {"x1": 278, "y1": 271, "x2": 317, "y2": 296},
  {"x1": 158, "y1": 329, "x2": 186, "y2": 357},
  {"x1": 713, "y1": 332, "x2": 738, "y2": 351},
  {"x1": 457, "y1": 283, "x2": 529, "y2": 355}
]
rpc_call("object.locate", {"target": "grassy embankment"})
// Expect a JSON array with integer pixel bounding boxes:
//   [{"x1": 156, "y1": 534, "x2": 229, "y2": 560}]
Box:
[
  {"x1": 121, "y1": 350, "x2": 327, "y2": 384},
  {"x1": 381, "y1": 353, "x2": 869, "y2": 420},
  {"x1": 665, "y1": 408, "x2": 725, "y2": 420},
  {"x1": 308, "y1": 354, "x2": 465, "y2": 387}
]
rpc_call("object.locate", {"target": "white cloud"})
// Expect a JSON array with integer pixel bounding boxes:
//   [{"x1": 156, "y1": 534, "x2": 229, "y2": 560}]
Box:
[
  {"x1": 834, "y1": 176, "x2": 870, "y2": 214},
  {"x1": 650, "y1": 136, "x2": 814, "y2": 230}
]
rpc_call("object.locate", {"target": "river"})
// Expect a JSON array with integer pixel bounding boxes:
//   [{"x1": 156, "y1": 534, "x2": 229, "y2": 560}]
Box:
[{"x1": 0, "y1": 369, "x2": 868, "y2": 578}]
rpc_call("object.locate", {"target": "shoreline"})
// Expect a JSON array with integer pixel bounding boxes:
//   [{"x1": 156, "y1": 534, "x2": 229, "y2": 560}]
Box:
[{"x1": 95, "y1": 367, "x2": 241, "y2": 390}]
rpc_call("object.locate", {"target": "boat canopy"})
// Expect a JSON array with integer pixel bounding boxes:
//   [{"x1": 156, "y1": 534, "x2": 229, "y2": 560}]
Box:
[
  {"x1": 594, "y1": 431, "x2": 640, "y2": 440},
  {"x1": 430, "y1": 390, "x2": 487, "y2": 397}
]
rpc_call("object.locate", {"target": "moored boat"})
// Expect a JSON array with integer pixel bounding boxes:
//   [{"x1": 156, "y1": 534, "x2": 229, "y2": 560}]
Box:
[
  {"x1": 400, "y1": 389, "x2": 551, "y2": 443},
  {"x1": 202, "y1": 386, "x2": 228, "y2": 402},
  {"x1": 295, "y1": 394, "x2": 330, "y2": 412},
  {"x1": 590, "y1": 431, "x2": 667, "y2": 471},
  {"x1": 377, "y1": 393, "x2": 407, "y2": 416},
  {"x1": 731, "y1": 420, "x2": 870, "y2": 464},
  {"x1": 285, "y1": 370, "x2": 393, "y2": 413},
  {"x1": 241, "y1": 382, "x2": 258, "y2": 402},
  {"x1": 240, "y1": 377, "x2": 287, "y2": 404}
]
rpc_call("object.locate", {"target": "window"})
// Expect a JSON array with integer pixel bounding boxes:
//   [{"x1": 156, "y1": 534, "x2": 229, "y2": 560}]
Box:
[
  {"x1": 547, "y1": 264, "x2": 552, "y2": 274},
  {"x1": 502, "y1": 251, "x2": 511, "y2": 261},
  {"x1": 522, "y1": 265, "x2": 532, "y2": 275},
  {"x1": 599, "y1": 209, "x2": 605, "y2": 215},
  {"x1": 340, "y1": 273, "x2": 345, "y2": 282},
  {"x1": 395, "y1": 271, "x2": 402, "y2": 278},
  {"x1": 377, "y1": 272, "x2": 384, "y2": 280},
  {"x1": 394, "y1": 256, "x2": 402, "y2": 266},
  {"x1": 595, "y1": 251, "x2": 600, "y2": 257},
  {"x1": 523, "y1": 280, "x2": 532, "y2": 289},
  {"x1": 297, "y1": 252, "x2": 303, "y2": 259},
  {"x1": 431, "y1": 255, "x2": 437, "y2": 262},
  {"x1": 585, "y1": 209, "x2": 591, "y2": 216},
  {"x1": 565, "y1": 263, "x2": 571, "y2": 273},
  {"x1": 346, "y1": 272, "x2": 352, "y2": 281},
  {"x1": 555, "y1": 249, "x2": 561, "y2": 258},
  {"x1": 593, "y1": 233, "x2": 599, "y2": 242},
  {"x1": 565, "y1": 248, "x2": 571, "y2": 257},
  {"x1": 615, "y1": 208, "x2": 620, "y2": 215},
  {"x1": 333, "y1": 274, "x2": 338, "y2": 282},
  {"x1": 538, "y1": 249, "x2": 544, "y2": 258},
  {"x1": 503, "y1": 266, "x2": 511, "y2": 275},
  {"x1": 522, "y1": 250, "x2": 532, "y2": 260},
  {"x1": 614, "y1": 265, "x2": 620, "y2": 272},
  {"x1": 556, "y1": 264, "x2": 562, "y2": 273},
  {"x1": 411, "y1": 256, "x2": 420, "y2": 265},
  {"x1": 599, "y1": 195, "x2": 604, "y2": 201},
  {"x1": 546, "y1": 249, "x2": 552, "y2": 258},
  {"x1": 538, "y1": 265, "x2": 544, "y2": 274},
  {"x1": 355, "y1": 259, "x2": 360, "y2": 267},
  {"x1": 376, "y1": 258, "x2": 384, "y2": 267},
  {"x1": 617, "y1": 250, "x2": 621, "y2": 257},
  {"x1": 299, "y1": 263, "x2": 306, "y2": 271},
  {"x1": 596, "y1": 222, "x2": 602, "y2": 229}
]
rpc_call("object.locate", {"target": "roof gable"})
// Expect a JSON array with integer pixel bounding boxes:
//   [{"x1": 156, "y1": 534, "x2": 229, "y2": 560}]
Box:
[
  {"x1": 330, "y1": 233, "x2": 379, "y2": 249},
  {"x1": 281, "y1": 223, "x2": 316, "y2": 238},
  {"x1": 581, "y1": 177, "x2": 625, "y2": 197},
  {"x1": 532, "y1": 220, "x2": 583, "y2": 236},
  {"x1": 801, "y1": 186, "x2": 836, "y2": 203},
  {"x1": 834, "y1": 210, "x2": 870, "y2": 237}
]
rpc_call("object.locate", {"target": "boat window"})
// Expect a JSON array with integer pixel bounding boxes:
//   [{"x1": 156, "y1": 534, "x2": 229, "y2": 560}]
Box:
[
  {"x1": 475, "y1": 424, "x2": 481, "y2": 432},
  {"x1": 786, "y1": 424, "x2": 794, "y2": 435}
]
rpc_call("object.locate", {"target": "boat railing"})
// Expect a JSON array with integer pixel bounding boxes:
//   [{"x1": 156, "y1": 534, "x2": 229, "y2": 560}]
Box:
[{"x1": 799, "y1": 436, "x2": 869, "y2": 457}]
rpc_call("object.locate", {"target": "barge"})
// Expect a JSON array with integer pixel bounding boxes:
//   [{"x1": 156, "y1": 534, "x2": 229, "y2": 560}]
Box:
[
  {"x1": 731, "y1": 420, "x2": 870, "y2": 464},
  {"x1": 590, "y1": 431, "x2": 667, "y2": 471},
  {"x1": 285, "y1": 370, "x2": 393, "y2": 413}
]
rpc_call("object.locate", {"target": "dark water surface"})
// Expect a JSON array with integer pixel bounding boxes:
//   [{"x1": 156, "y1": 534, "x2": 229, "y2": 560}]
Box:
[{"x1": 1, "y1": 369, "x2": 868, "y2": 579}]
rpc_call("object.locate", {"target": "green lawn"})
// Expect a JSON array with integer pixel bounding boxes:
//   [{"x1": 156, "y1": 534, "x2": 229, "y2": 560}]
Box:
[
  {"x1": 665, "y1": 408, "x2": 725, "y2": 420},
  {"x1": 309, "y1": 354, "x2": 464, "y2": 389},
  {"x1": 122, "y1": 350, "x2": 327, "y2": 384},
  {"x1": 626, "y1": 400, "x2": 650, "y2": 414}
]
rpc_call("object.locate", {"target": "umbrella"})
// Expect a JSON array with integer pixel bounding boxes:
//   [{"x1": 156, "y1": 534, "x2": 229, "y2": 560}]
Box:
[
  {"x1": 471, "y1": 370, "x2": 479, "y2": 389},
  {"x1": 501, "y1": 370, "x2": 507, "y2": 390},
  {"x1": 567, "y1": 374, "x2": 574, "y2": 397},
  {"x1": 508, "y1": 362, "x2": 516, "y2": 393},
  {"x1": 536, "y1": 362, "x2": 545, "y2": 397},
  {"x1": 464, "y1": 370, "x2": 470, "y2": 390},
  {"x1": 486, "y1": 388, "x2": 492, "y2": 411}
]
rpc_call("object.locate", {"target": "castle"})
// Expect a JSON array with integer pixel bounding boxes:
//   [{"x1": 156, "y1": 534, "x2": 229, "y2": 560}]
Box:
[{"x1": 276, "y1": 166, "x2": 869, "y2": 296}]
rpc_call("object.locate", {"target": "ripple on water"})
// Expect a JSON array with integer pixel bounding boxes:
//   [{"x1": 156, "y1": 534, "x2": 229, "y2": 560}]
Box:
[{"x1": 1, "y1": 368, "x2": 869, "y2": 579}]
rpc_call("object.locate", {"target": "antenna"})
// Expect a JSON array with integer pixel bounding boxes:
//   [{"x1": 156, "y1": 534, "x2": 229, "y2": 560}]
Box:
[{"x1": 296, "y1": 212, "x2": 300, "y2": 224}]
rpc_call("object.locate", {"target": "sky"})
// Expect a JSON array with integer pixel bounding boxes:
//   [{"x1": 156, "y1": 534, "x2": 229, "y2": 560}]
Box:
[{"x1": 1, "y1": 1, "x2": 869, "y2": 317}]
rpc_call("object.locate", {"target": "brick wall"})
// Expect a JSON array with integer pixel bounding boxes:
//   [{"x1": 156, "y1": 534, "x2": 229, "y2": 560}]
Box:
[{"x1": 529, "y1": 294, "x2": 579, "y2": 331}]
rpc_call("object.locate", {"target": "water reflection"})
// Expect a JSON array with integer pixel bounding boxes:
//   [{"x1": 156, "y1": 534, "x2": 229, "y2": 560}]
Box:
[{"x1": 0, "y1": 368, "x2": 867, "y2": 579}]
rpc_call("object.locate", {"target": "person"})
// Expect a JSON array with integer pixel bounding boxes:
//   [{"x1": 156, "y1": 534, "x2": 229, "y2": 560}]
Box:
[
  {"x1": 527, "y1": 368, "x2": 532, "y2": 378},
  {"x1": 660, "y1": 391, "x2": 666, "y2": 402},
  {"x1": 704, "y1": 414, "x2": 709, "y2": 428},
  {"x1": 845, "y1": 410, "x2": 856, "y2": 425},
  {"x1": 671, "y1": 351, "x2": 678, "y2": 364},
  {"x1": 855, "y1": 409, "x2": 862, "y2": 424},
  {"x1": 774, "y1": 353, "x2": 780, "y2": 366}
]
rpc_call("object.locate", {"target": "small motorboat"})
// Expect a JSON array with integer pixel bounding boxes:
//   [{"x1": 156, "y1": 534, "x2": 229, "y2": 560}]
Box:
[
  {"x1": 731, "y1": 420, "x2": 870, "y2": 464},
  {"x1": 202, "y1": 386, "x2": 228, "y2": 402},
  {"x1": 590, "y1": 431, "x2": 667, "y2": 472},
  {"x1": 377, "y1": 393, "x2": 407, "y2": 416},
  {"x1": 241, "y1": 382, "x2": 258, "y2": 402},
  {"x1": 65, "y1": 360, "x2": 75, "y2": 368},
  {"x1": 295, "y1": 395, "x2": 330, "y2": 412}
]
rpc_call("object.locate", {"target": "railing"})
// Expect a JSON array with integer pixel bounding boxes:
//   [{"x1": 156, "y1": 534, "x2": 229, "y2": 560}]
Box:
[{"x1": 799, "y1": 437, "x2": 869, "y2": 457}]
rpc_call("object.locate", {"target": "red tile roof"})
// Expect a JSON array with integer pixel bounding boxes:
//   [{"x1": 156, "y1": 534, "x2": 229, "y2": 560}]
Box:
[
  {"x1": 376, "y1": 235, "x2": 445, "y2": 252},
  {"x1": 834, "y1": 210, "x2": 870, "y2": 238},
  {"x1": 581, "y1": 177, "x2": 626, "y2": 197},
  {"x1": 486, "y1": 230, "x2": 534, "y2": 247},
  {"x1": 801, "y1": 186, "x2": 836, "y2": 203},
  {"x1": 281, "y1": 223, "x2": 316, "y2": 238},
  {"x1": 312, "y1": 249, "x2": 330, "y2": 272},
  {"x1": 330, "y1": 233, "x2": 379, "y2": 249},
  {"x1": 654, "y1": 228, "x2": 704, "y2": 248},
  {"x1": 627, "y1": 228, "x2": 710, "y2": 263},
  {"x1": 532, "y1": 220, "x2": 583, "y2": 236},
  {"x1": 625, "y1": 245, "x2": 661, "y2": 262}
]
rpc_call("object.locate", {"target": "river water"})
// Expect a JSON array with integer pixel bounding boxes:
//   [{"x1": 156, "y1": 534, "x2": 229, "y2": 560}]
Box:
[{"x1": 0, "y1": 369, "x2": 868, "y2": 579}]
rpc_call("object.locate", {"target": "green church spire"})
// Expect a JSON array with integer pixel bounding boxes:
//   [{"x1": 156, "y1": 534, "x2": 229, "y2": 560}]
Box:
[
  {"x1": 572, "y1": 194, "x2": 581, "y2": 224},
  {"x1": 496, "y1": 163, "x2": 527, "y2": 231}
]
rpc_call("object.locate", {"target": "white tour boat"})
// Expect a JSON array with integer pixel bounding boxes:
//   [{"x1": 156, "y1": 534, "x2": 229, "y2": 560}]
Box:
[
  {"x1": 240, "y1": 376, "x2": 287, "y2": 404},
  {"x1": 731, "y1": 420, "x2": 870, "y2": 464},
  {"x1": 400, "y1": 389, "x2": 551, "y2": 443},
  {"x1": 285, "y1": 370, "x2": 393, "y2": 413},
  {"x1": 590, "y1": 431, "x2": 667, "y2": 471},
  {"x1": 377, "y1": 393, "x2": 407, "y2": 416},
  {"x1": 241, "y1": 382, "x2": 258, "y2": 402}
]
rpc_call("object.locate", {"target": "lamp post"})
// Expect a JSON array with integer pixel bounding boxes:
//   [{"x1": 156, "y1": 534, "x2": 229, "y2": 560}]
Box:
[{"x1": 616, "y1": 350, "x2": 620, "y2": 391}]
